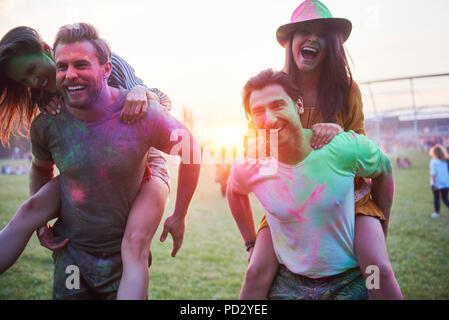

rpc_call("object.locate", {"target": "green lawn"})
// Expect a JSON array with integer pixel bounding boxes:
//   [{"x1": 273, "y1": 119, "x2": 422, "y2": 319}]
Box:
[{"x1": 0, "y1": 149, "x2": 448, "y2": 299}]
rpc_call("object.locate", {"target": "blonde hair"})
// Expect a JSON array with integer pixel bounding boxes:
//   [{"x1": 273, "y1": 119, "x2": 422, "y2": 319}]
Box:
[{"x1": 429, "y1": 144, "x2": 449, "y2": 160}]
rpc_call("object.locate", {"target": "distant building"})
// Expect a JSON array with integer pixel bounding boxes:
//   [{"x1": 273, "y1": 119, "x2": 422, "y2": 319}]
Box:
[{"x1": 364, "y1": 107, "x2": 449, "y2": 150}]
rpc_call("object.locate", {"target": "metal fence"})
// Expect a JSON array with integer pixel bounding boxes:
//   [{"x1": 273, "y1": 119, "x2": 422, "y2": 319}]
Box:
[{"x1": 359, "y1": 73, "x2": 449, "y2": 143}]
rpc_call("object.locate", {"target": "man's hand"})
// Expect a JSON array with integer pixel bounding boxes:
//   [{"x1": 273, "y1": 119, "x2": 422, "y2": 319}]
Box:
[
  {"x1": 36, "y1": 223, "x2": 69, "y2": 251},
  {"x1": 311, "y1": 123, "x2": 343, "y2": 149},
  {"x1": 245, "y1": 128, "x2": 271, "y2": 160},
  {"x1": 120, "y1": 86, "x2": 161, "y2": 124},
  {"x1": 159, "y1": 215, "x2": 186, "y2": 257}
]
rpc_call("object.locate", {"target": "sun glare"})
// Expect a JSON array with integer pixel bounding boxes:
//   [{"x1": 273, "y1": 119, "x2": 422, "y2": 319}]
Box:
[{"x1": 199, "y1": 126, "x2": 247, "y2": 164}]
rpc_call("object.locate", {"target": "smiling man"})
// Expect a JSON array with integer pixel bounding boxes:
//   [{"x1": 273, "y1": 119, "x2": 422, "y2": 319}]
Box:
[
  {"x1": 227, "y1": 69, "x2": 396, "y2": 299},
  {"x1": 29, "y1": 23, "x2": 201, "y2": 299}
]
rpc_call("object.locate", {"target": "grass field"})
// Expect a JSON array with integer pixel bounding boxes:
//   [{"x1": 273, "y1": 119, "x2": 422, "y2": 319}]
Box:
[{"x1": 0, "y1": 149, "x2": 448, "y2": 300}]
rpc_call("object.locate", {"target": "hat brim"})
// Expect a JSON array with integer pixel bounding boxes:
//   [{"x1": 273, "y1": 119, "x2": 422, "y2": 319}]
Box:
[{"x1": 276, "y1": 18, "x2": 352, "y2": 47}]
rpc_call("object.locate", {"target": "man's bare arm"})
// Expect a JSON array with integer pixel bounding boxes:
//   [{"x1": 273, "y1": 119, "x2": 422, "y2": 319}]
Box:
[
  {"x1": 368, "y1": 152, "x2": 394, "y2": 238},
  {"x1": 226, "y1": 186, "x2": 257, "y2": 252},
  {"x1": 159, "y1": 128, "x2": 202, "y2": 257},
  {"x1": 29, "y1": 156, "x2": 55, "y2": 196}
]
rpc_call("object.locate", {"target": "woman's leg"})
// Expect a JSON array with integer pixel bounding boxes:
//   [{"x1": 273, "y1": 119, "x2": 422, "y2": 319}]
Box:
[
  {"x1": 117, "y1": 177, "x2": 169, "y2": 300},
  {"x1": 0, "y1": 176, "x2": 61, "y2": 274},
  {"x1": 432, "y1": 187, "x2": 441, "y2": 213},
  {"x1": 240, "y1": 227, "x2": 279, "y2": 300},
  {"x1": 354, "y1": 215, "x2": 403, "y2": 299},
  {"x1": 440, "y1": 188, "x2": 449, "y2": 210}
]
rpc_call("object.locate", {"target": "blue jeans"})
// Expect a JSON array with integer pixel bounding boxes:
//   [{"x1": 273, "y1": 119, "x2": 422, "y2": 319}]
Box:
[{"x1": 268, "y1": 265, "x2": 370, "y2": 300}]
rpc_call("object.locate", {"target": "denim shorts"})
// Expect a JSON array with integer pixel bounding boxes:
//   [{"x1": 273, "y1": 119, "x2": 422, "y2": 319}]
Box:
[
  {"x1": 52, "y1": 245, "x2": 122, "y2": 300},
  {"x1": 268, "y1": 265, "x2": 370, "y2": 300}
]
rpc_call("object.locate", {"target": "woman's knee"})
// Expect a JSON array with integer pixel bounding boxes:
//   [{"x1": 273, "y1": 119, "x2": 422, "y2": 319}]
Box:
[{"x1": 122, "y1": 230, "x2": 151, "y2": 261}]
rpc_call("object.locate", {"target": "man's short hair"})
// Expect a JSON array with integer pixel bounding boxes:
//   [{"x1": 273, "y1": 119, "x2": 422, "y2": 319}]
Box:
[
  {"x1": 53, "y1": 23, "x2": 111, "y2": 65},
  {"x1": 242, "y1": 69, "x2": 301, "y2": 119}
]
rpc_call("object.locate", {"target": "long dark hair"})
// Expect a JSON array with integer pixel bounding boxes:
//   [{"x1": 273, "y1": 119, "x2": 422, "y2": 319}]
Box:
[
  {"x1": 285, "y1": 27, "x2": 353, "y2": 123},
  {"x1": 0, "y1": 26, "x2": 53, "y2": 146}
]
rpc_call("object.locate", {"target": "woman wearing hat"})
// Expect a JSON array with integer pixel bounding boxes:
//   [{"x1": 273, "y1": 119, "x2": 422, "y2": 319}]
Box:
[{"x1": 236, "y1": 0, "x2": 402, "y2": 299}]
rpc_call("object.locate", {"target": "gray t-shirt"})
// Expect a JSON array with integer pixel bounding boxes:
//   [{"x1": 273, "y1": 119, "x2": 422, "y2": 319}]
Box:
[{"x1": 30, "y1": 89, "x2": 183, "y2": 254}]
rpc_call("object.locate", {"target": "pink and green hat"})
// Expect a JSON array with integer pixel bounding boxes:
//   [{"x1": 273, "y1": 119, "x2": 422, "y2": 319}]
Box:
[{"x1": 276, "y1": 0, "x2": 352, "y2": 47}]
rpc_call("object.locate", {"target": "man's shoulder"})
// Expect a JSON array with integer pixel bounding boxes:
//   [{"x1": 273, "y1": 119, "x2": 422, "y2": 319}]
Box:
[
  {"x1": 30, "y1": 113, "x2": 57, "y2": 133},
  {"x1": 329, "y1": 131, "x2": 380, "y2": 156},
  {"x1": 320, "y1": 131, "x2": 361, "y2": 170},
  {"x1": 141, "y1": 99, "x2": 171, "y2": 126},
  {"x1": 328, "y1": 131, "x2": 358, "y2": 149}
]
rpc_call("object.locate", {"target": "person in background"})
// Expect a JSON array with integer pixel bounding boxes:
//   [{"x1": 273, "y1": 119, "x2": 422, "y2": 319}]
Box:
[{"x1": 429, "y1": 144, "x2": 449, "y2": 218}]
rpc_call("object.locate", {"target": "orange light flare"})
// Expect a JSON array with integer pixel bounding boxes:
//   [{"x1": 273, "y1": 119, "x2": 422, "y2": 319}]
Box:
[{"x1": 199, "y1": 126, "x2": 247, "y2": 165}]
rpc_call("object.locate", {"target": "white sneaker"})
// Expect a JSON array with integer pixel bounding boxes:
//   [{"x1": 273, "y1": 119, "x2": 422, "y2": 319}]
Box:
[{"x1": 431, "y1": 212, "x2": 440, "y2": 218}]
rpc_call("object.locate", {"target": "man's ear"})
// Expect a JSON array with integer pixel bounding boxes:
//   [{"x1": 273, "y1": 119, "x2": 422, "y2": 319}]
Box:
[
  {"x1": 102, "y1": 61, "x2": 113, "y2": 81},
  {"x1": 296, "y1": 96, "x2": 304, "y2": 114}
]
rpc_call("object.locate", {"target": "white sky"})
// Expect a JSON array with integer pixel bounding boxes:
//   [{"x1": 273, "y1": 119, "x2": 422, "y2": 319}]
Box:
[{"x1": 1, "y1": 0, "x2": 449, "y2": 142}]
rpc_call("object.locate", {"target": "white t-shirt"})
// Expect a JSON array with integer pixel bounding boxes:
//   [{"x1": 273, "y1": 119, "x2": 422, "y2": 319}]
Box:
[{"x1": 229, "y1": 131, "x2": 382, "y2": 278}]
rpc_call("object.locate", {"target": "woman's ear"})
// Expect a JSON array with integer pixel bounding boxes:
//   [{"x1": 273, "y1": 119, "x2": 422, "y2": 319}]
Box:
[
  {"x1": 41, "y1": 42, "x2": 53, "y2": 55},
  {"x1": 296, "y1": 97, "x2": 304, "y2": 114}
]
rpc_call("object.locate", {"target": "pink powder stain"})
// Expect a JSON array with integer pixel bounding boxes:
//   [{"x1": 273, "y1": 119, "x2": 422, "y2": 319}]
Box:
[
  {"x1": 67, "y1": 178, "x2": 85, "y2": 203},
  {"x1": 278, "y1": 181, "x2": 291, "y2": 195},
  {"x1": 99, "y1": 165, "x2": 110, "y2": 181},
  {"x1": 71, "y1": 188, "x2": 84, "y2": 203},
  {"x1": 351, "y1": 131, "x2": 356, "y2": 139},
  {"x1": 307, "y1": 183, "x2": 326, "y2": 205},
  {"x1": 286, "y1": 183, "x2": 327, "y2": 223},
  {"x1": 388, "y1": 179, "x2": 395, "y2": 195},
  {"x1": 278, "y1": 184, "x2": 334, "y2": 273}
]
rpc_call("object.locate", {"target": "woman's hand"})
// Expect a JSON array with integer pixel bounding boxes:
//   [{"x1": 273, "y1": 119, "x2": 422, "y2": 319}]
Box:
[
  {"x1": 311, "y1": 123, "x2": 343, "y2": 149},
  {"x1": 120, "y1": 86, "x2": 160, "y2": 124},
  {"x1": 39, "y1": 96, "x2": 61, "y2": 115},
  {"x1": 36, "y1": 223, "x2": 69, "y2": 251}
]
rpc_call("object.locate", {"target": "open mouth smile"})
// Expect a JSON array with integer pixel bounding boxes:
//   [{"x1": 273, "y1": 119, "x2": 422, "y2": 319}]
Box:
[
  {"x1": 300, "y1": 46, "x2": 319, "y2": 61},
  {"x1": 65, "y1": 85, "x2": 87, "y2": 93}
]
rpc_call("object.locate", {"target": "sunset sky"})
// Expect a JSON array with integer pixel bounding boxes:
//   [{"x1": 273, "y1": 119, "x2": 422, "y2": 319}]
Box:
[{"x1": 1, "y1": 0, "x2": 449, "y2": 147}]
